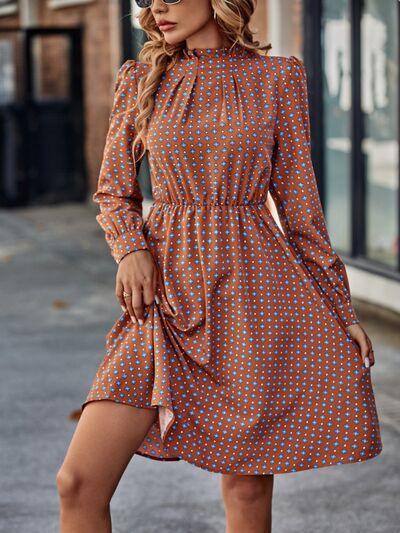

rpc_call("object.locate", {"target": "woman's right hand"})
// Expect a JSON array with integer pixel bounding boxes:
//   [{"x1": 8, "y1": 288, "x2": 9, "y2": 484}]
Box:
[{"x1": 115, "y1": 250, "x2": 159, "y2": 324}]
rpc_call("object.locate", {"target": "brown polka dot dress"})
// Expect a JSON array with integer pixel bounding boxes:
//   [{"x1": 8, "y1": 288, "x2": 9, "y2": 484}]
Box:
[{"x1": 81, "y1": 43, "x2": 383, "y2": 474}]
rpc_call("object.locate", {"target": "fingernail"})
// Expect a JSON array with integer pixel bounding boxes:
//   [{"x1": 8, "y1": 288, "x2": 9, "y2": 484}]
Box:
[
  {"x1": 138, "y1": 318, "x2": 144, "y2": 325},
  {"x1": 364, "y1": 357, "x2": 370, "y2": 368},
  {"x1": 130, "y1": 315, "x2": 136, "y2": 323},
  {"x1": 121, "y1": 306, "x2": 127, "y2": 312},
  {"x1": 155, "y1": 295, "x2": 160, "y2": 304}
]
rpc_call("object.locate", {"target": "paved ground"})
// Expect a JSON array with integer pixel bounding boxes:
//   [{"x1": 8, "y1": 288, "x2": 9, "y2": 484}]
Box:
[{"x1": 0, "y1": 201, "x2": 399, "y2": 533}]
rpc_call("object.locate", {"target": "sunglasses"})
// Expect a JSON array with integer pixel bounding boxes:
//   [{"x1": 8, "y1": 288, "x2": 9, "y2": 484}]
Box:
[{"x1": 135, "y1": 0, "x2": 182, "y2": 7}]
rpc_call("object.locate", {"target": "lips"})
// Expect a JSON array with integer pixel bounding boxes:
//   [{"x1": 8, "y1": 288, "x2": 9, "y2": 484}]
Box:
[{"x1": 158, "y1": 21, "x2": 176, "y2": 31}]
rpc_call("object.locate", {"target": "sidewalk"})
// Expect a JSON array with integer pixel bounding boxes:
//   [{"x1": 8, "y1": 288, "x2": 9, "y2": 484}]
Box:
[{"x1": 0, "y1": 201, "x2": 399, "y2": 533}]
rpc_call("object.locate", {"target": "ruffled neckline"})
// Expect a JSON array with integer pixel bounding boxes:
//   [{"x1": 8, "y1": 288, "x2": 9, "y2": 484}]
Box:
[
  {"x1": 181, "y1": 42, "x2": 247, "y2": 60},
  {"x1": 162, "y1": 42, "x2": 254, "y2": 125}
]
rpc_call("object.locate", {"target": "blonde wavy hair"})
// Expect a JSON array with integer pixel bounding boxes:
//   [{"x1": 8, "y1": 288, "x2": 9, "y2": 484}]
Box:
[{"x1": 131, "y1": 0, "x2": 272, "y2": 162}]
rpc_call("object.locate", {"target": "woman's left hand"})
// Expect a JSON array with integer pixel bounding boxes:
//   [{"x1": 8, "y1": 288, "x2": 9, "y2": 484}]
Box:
[{"x1": 346, "y1": 323, "x2": 375, "y2": 369}]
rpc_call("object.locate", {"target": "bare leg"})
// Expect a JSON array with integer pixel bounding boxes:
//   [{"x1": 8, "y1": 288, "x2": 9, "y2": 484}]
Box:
[
  {"x1": 221, "y1": 474, "x2": 274, "y2": 533},
  {"x1": 56, "y1": 400, "x2": 158, "y2": 533}
]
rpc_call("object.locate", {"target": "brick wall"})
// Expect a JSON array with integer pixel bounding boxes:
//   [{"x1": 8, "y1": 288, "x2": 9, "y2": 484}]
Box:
[{"x1": 0, "y1": 11, "x2": 18, "y2": 27}]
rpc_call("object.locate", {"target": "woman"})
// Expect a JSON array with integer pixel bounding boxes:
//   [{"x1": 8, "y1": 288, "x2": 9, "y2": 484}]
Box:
[{"x1": 56, "y1": 1, "x2": 383, "y2": 531}]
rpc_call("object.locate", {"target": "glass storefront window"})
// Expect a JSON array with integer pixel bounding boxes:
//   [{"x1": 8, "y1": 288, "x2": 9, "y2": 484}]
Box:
[
  {"x1": 321, "y1": 0, "x2": 352, "y2": 253},
  {"x1": 361, "y1": 0, "x2": 399, "y2": 267}
]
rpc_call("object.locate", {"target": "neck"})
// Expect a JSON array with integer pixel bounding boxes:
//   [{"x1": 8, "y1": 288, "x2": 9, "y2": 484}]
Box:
[{"x1": 184, "y1": 22, "x2": 230, "y2": 51}]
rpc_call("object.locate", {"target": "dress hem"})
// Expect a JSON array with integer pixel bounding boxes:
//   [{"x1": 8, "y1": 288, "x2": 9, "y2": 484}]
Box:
[
  {"x1": 134, "y1": 443, "x2": 383, "y2": 476},
  {"x1": 80, "y1": 397, "x2": 383, "y2": 476}
]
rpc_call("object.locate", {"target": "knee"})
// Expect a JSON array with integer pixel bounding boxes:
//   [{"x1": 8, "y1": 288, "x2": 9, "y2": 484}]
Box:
[
  {"x1": 56, "y1": 466, "x2": 105, "y2": 508},
  {"x1": 56, "y1": 467, "x2": 82, "y2": 502},
  {"x1": 223, "y1": 475, "x2": 271, "y2": 505}
]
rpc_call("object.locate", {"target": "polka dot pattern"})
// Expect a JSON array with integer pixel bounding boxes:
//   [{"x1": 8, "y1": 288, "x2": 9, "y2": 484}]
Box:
[{"x1": 82, "y1": 45, "x2": 383, "y2": 475}]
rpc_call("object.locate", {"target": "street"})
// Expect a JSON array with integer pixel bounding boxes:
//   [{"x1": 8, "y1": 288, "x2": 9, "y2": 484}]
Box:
[{"x1": 0, "y1": 201, "x2": 399, "y2": 533}]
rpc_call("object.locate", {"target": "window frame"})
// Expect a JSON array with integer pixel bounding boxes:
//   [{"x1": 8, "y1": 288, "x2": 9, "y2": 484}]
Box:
[{"x1": 303, "y1": 0, "x2": 400, "y2": 281}]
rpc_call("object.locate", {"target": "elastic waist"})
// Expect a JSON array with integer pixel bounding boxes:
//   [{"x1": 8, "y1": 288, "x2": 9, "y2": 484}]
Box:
[{"x1": 152, "y1": 200, "x2": 266, "y2": 207}]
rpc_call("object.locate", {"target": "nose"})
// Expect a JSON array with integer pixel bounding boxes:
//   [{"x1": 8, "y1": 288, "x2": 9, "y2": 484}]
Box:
[{"x1": 151, "y1": 0, "x2": 167, "y2": 12}]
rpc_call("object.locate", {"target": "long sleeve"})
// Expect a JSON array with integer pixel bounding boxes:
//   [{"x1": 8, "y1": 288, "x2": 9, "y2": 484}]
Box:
[
  {"x1": 92, "y1": 59, "x2": 149, "y2": 264},
  {"x1": 268, "y1": 55, "x2": 359, "y2": 328}
]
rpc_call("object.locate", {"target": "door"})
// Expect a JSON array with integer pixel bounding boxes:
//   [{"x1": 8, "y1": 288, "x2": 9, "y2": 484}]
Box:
[{"x1": 0, "y1": 27, "x2": 86, "y2": 206}]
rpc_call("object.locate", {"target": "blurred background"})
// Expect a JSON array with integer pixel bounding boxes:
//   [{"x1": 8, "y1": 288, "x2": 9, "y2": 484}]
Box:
[{"x1": 0, "y1": 1, "x2": 399, "y2": 532}]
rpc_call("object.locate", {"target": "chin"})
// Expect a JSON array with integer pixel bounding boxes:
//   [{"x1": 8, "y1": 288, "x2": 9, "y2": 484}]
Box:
[{"x1": 163, "y1": 32, "x2": 190, "y2": 47}]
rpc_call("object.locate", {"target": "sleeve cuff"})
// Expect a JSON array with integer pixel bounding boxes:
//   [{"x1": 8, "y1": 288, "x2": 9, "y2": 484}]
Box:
[
  {"x1": 333, "y1": 288, "x2": 360, "y2": 328},
  {"x1": 110, "y1": 229, "x2": 149, "y2": 264}
]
